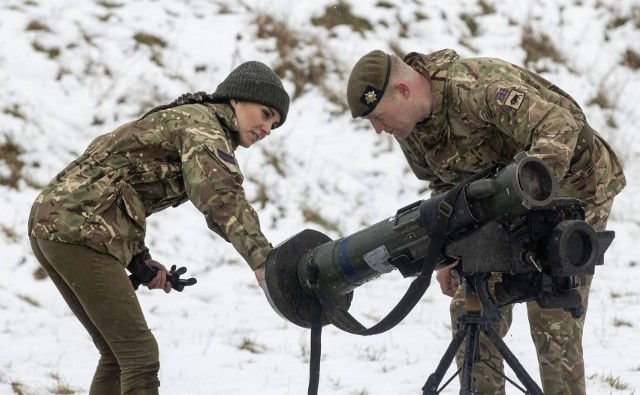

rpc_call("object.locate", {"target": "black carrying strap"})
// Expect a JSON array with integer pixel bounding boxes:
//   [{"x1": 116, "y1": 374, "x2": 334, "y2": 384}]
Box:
[
  {"x1": 308, "y1": 299, "x2": 324, "y2": 395},
  {"x1": 306, "y1": 165, "x2": 497, "y2": 394},
  {"x1": 321, "y1": 171, "x2": 482, "y2": 335},
  {"x1": 323, "y1": 274, "x2": 432, "y2": 335}
]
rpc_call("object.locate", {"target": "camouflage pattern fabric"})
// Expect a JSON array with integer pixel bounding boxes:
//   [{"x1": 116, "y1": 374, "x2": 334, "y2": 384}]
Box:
[
  {"x1": 396, "y1": 49, "x2": 626, "y2": 394},
  {"x1": 397, "y1": 49, "x2": 626, "y2": 205},
  {"x1": 28, "y1": 103, "x2": 271, "y2": 270}
]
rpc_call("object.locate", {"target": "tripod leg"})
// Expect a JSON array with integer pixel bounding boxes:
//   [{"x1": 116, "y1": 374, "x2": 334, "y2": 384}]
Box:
[
  {"x1": 460, "y1": 323, "x2": 479, "y2": 393},
  {"x1": 483, "y1": 326, "x2": 543, "y2": 395},
  {"x1": 422, "y1": 327, "x2": 467, "y2": 394}
]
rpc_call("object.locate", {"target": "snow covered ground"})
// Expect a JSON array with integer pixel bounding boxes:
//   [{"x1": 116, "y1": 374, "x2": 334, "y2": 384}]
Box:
[{"x1": 1, "y1": 0, "x2": 639, "y2": 394}]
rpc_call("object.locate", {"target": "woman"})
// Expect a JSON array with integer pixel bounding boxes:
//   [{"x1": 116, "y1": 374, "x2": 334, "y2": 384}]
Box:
[{"x1": 28, "y1": 60, "x2": 290, "y2": 394}]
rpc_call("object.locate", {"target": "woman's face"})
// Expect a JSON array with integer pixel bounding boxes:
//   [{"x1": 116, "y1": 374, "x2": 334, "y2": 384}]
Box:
[{"x1": 230, "y1": 100, "x2": 281, "y2": 148}]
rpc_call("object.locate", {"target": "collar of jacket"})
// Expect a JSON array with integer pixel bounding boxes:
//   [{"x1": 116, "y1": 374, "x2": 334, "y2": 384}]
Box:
[
  {"x1": 205, "y1": 102, "x2": 240, "y2": 150},
  {"x1": 404, "y1": 49, "x2": 459, "y2": 143}
]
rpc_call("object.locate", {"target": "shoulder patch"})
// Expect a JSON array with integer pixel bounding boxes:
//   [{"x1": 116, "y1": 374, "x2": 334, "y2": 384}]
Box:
[
  {"x1": 216, "y1": 148, "x2": 236, "y2": 165},
  {"x1": 496, "y1": 88, "x2": 525, "y2": 110},
  {"x1": 505, "y1": 90, "x2": 525, "y2": 110},
  {"x1": 215, "y1": 148, "x2": 240, "y2": 174},
  {"x1": 496, "y1": 88, "x2": 509, "y2": 103}
]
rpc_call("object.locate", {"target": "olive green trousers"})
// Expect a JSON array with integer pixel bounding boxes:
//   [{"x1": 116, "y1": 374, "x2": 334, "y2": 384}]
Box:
[{"x1": 30, "y1": 238, "x2": 160, "y2": 395}]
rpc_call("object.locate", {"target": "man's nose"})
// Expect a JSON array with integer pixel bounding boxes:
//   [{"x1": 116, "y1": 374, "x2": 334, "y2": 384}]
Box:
[{"x1": 370, "y1": 119, "x2": 385, "y2": 134}]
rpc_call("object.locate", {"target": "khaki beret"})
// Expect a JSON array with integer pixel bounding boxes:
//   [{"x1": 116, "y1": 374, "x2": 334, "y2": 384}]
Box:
[{"x1": 346, "y1": 50, "x2": 392, "y2": 118}]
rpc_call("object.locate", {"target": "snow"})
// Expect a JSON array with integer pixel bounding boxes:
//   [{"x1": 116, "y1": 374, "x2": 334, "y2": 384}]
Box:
[{"x1": 1, "y1": 0, "x2": 639, "y2": 394}]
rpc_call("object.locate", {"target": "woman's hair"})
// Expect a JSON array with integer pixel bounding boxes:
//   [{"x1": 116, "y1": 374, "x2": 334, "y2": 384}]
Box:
[{"x1": 140, "y1": 91, "x2": 218, "y2": 119}]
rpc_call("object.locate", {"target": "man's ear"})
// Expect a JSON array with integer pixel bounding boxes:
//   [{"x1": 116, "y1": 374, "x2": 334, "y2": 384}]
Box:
[{"x1": 395, "y1": 82, "x2": 411, "y2": 100}]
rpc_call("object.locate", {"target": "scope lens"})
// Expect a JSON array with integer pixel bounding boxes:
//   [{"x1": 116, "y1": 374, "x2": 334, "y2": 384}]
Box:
[
  {"x1": 519, "y1": 160, "x2": 555, "y2": 202},
  {"x1": 565, "y1": 229, "x2": 594, "y2": 267}
]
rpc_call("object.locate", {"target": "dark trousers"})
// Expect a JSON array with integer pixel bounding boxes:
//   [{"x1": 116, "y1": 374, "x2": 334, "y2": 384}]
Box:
[{"x1": 30, "y1": 238, "x2": 160, "y2": 395}]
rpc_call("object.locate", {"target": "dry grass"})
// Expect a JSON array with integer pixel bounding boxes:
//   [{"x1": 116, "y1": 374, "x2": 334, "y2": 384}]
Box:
[
  {"x1": 31, "y1": 40, "x2": 60, "y2": 59},
  {"x1": 0, "y1": 136, "x2": 25, "y2": 189},
  {"x1": 623, "y1": 48, "x2": 640, "y2": 70},
  {"x1": 253, "y1": 13, "x2": 348, "y2": 114},
  {"x1": 237, "y1": 336, "x2": 265, "y2": 354},
  {"x1": 133, "y1": 32, "x2": 166, "y2": 66},
  {"x1": 11, "y1": 381, "x2": 26, "y2": 395},
  {"x1": 133, "y1": 32, "x2": 166, "y2": 48},
  {"x1": 1, "y1": 224, "x2": 19, "y2": 242},
  {"x1": 48, "y1": 372, "x2": 81, "y2": 394},
  {"x1": 588, "y1": 372, "x2": 630, "y2": 391},
  {"x1": 301, "y1": 206, "x2": 341, "y2": 234},
  {"x1": 311, "y1": 1, "x2": 373, "y2": 36},
  {"x1": 521, "y1": 25, "x2": 565, "y2": 67},
  {"x1": 25, "y1": 20, "x2": 51, "y2": 32}
]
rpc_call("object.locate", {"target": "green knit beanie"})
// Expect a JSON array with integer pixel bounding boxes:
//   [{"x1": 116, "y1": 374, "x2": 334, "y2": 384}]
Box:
[
  {"x1": 346, "y1": 50, "x2": 391, "y2": 118},
  {"x1": 211, "y1": 61, "x2": 290, "y2": 127}
]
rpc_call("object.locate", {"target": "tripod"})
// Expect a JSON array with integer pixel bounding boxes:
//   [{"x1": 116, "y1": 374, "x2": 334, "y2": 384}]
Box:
[{"x1": 422, "y1": 280, "x2": 543, "y2": 395}]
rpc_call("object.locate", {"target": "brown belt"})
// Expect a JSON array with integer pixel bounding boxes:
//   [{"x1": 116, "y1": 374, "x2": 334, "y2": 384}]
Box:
[{"x1": 571, "y1": 121, "x2": 594, "y2": 165}]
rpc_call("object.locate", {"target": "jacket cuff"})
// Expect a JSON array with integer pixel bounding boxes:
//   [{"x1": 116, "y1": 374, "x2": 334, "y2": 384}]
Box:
[{"x1": 247, "y1": 244, "x2": 272, "y2": 270}]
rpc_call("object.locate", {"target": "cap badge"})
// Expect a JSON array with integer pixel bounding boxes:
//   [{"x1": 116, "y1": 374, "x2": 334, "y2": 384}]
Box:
[
  {"x1": 360, "y1": 84, "x2": 384, "y2": 113},
  {"x1": 364, "y1": 90, "x2": 378, "y2": 104}
]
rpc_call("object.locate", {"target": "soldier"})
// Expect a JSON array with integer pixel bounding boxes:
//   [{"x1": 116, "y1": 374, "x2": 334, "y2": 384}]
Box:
[
  {"x1": 346, "y1": 49, "x2": 625, "y2": 394},
  {"x1": 28, "y1": 60, "x2": 290, "y2": 395}
]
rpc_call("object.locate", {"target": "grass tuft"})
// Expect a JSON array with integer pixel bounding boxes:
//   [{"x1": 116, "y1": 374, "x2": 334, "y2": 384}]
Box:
[
  {"x1": 253, "y1": 13, "x2": 347, "y2": 113},
  {"x1": 0, "y1": 135, "x2": 25, "y2": 189},
  {"x1": 311, "y1": 1, "x2": 373, "y2": 36},
  {"x1": 521, "y1": 25, "x2": 565, "y2": 66}
]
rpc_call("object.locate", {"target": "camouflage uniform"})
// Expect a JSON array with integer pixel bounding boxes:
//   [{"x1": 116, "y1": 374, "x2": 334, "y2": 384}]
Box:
[
  {"x1": 28, "y1": 102, "x2": 273, "y2": 394},
  {"x1": 29, "y1": 102, "x2": 271, "y2": 270},
  {"x1": 397, "y1": 50, "x2": 626, "y2": 394},
  {"x1": 29, "y1": 59, "x2": 288, "y2": 394}
]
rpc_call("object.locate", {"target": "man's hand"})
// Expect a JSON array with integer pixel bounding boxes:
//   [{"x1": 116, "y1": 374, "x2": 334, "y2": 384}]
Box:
[
  {"x1": 143, "y1": 259, "x2": 172, "y2": 294},
  {"x1": 436, "y1": 260, "x2": 460, "y2": 297}
]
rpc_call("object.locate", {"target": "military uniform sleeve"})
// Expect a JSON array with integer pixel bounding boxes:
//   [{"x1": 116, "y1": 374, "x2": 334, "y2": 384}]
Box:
[
  {"x1": 450, "y1": 60, "x2": 584, "y2": 180},
  {"x1": 180, "y1": 126, "x2": 271, "y2": 270},
  {"x1": 458, "y1": 76, "x2": 581, "y2": 181}
]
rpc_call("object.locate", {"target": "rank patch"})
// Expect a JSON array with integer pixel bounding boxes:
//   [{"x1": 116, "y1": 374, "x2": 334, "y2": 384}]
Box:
[
  {"x1": 216, "y1": 148, "x2": 236, "y2": 165},
  {"x1": 215, "y1": 147, "x2": 240, "y2": 174}
]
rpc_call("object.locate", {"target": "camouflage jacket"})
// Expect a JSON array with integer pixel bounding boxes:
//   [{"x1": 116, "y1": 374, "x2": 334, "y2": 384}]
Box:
[
  {"x1": 398, "y1": 49, "x2": 626, "y2": 206},
  {"x1": 28, "y1": 103, "x2": 271, "y2": 270}
]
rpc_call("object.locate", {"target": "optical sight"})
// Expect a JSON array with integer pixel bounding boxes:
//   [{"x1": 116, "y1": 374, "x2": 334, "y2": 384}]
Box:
[{"x1": 264, "y1": 153, "x2": 614, "y2": 328}]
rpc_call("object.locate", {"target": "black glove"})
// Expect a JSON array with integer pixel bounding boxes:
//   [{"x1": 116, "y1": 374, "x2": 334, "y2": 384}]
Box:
[
  {"x1": 128, "y1": 258, "x2": 197, "y2": 292},
  {"x1": 167, "y1": 264, "x2": 197, "y2": 291}
]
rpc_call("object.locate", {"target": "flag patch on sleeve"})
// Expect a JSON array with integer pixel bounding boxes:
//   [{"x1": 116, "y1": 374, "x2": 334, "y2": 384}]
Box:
[
  {"x1": 496, "y1": 88, "x2": 509, "y2": 102},
  {"x1": 496, "y1": 88, "x2": 525, "y2": 110}
]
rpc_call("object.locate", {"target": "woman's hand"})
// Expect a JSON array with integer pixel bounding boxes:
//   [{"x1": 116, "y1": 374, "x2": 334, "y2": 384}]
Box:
[
  {"x1": 436, "y1": 260, "x2": 460, "y2": 297},
  {"x1": 143, "y1": 259, "x2": 172, "y2": 293},
  {"x1": 254, "y1": 264, "x2": 265, "y2": 289}
]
